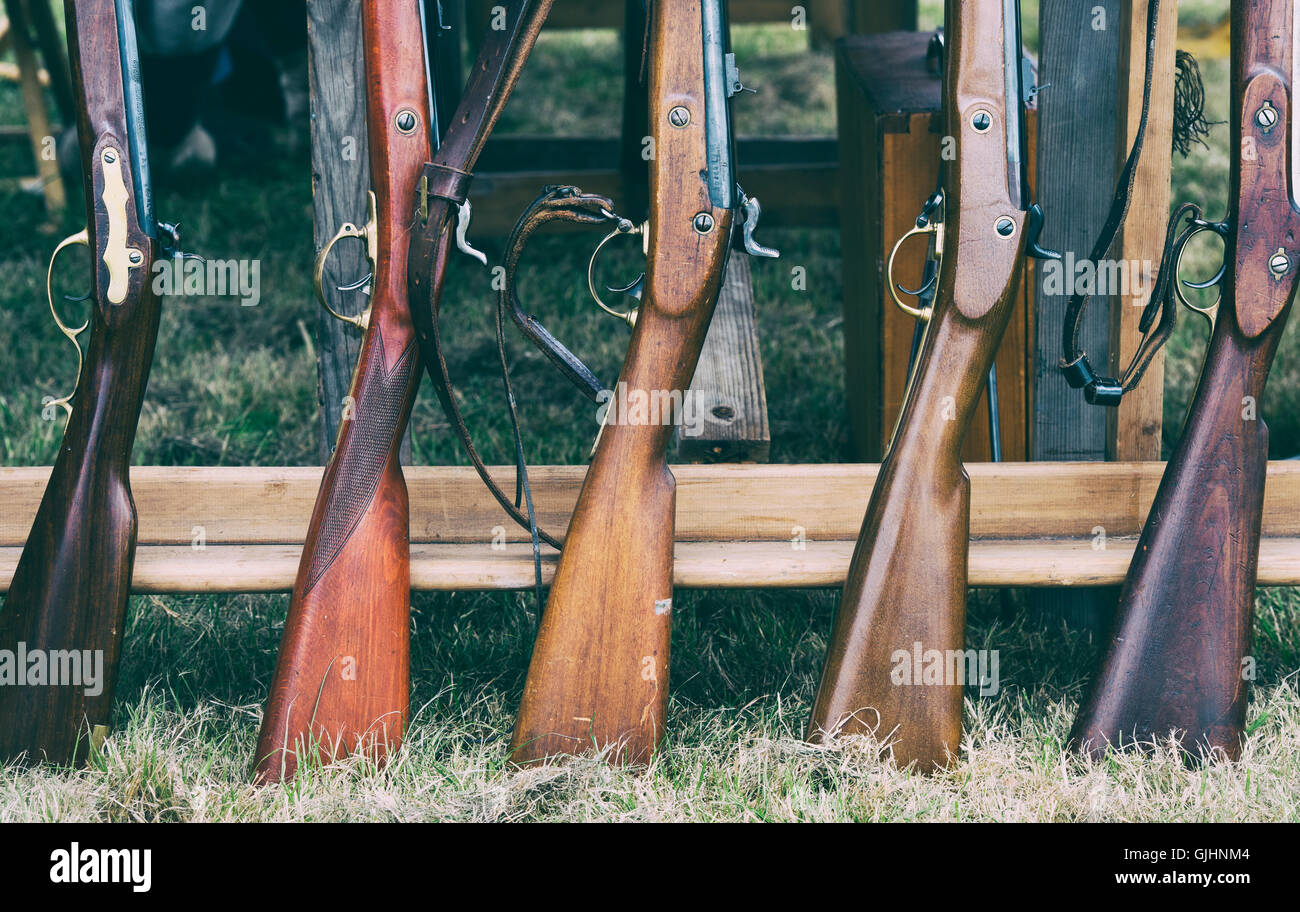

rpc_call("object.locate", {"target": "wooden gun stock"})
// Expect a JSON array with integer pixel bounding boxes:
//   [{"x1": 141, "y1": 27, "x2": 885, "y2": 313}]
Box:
[
  {"x1": 807, "y1": 0, "x2": 1032, "y2": 769},
  {"x1": 254, "y1": 0, "x2": 430, "y2": 783},
  {"x1": 1071, "y1": 0, "x2": 1300, "y2": 761},
  {"x1": 510, "y1": 1, "x2": 734, "y2": 764},
  {"x1": 0, "y1": 0, "x2": 162, "y2": 765},
  {"x1": 1070, "y1": 311, "x2": 1279, "y2": 759}
]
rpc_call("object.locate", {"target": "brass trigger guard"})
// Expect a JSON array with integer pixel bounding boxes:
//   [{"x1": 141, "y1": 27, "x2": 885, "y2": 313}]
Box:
[
  {"x1": 313, "y1": 190, "x2": 378, "y2": 331},
  {"x1": 887, "y1": 220, "x2": 942, "y2": 322},
  {"x1": 44, "y1": 228, "x2": 92, "y2": 418},
  {"x1": 1173, "y1": 219, "x2": 1229, "y2": 327},
  {"x1": 586, "y1": 211, "x2": 647, "y2": 327}
]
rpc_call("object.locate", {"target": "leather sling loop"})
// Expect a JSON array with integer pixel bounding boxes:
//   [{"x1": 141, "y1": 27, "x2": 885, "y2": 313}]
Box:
[
  {"x1": 492, "y1": 186, "x2": 629, "y2": 603},
  {"x1": 1059, "y1": 0, "x2": 1167, "y2": 406},
  {"x1": 406, "y1": 1, "x2": 557, "y2": 599}
]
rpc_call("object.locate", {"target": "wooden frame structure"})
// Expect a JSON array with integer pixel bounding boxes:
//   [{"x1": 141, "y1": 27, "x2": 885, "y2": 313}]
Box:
[{"x1": 5, "y1": 462, "x2": 1300, "y2": 592}]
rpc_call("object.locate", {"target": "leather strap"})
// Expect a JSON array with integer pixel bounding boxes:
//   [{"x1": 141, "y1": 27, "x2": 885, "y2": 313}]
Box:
[
  {"x1": 406, "y1": 1, "x2": 557, "y2": 602},
  {"x1": 501, "y1": 185, "x2": 626, "y2": 403},
  {"x1": 420, "y1": 162, "x2": 473, "y2": 205},
  {"x1": 1059, "y1": 0, "x2": 1166, "y2": 405}
]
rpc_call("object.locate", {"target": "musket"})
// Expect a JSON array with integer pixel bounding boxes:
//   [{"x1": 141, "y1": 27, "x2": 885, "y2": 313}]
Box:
[
  {"x1": 253, "y1": 0, "x2": 458, "y2": 783},
  {"x1": 507, "y1": 0, "x2": 777, "y2": 765},
  {"x1": 0, "y1": 0, "x2": 190, "y2": 765},
  {"x1": 1069, "y1": 0, "x2": 1300, "y2": 761},
  {"x1": 806, "y1": 0, "x2": 1057, "y2": 769}
]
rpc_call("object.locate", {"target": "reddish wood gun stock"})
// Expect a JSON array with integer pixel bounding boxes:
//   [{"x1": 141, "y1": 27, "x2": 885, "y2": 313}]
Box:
[{"x1": 254, "y1": 0, "x2": 429, "y2": 783}]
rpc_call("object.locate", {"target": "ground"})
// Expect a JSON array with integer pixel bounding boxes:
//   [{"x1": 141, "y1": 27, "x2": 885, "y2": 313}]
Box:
[{"x1": 1, "y1": 2, "x2": 1297, "y2": 821}]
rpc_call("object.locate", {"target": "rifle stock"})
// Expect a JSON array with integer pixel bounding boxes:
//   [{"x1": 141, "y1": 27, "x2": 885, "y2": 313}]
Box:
[
  {"x1": 0, "y1": 0, "x2": 162, "y2": 765},
  {"x1": 510, "y1": 0, "x2": 736, "y2": 764},
  {"x1": 254, "y1": 0, "x2": 430, "y2": 782},
  {"x1": 1071, "y1": 0, "x2": 1300, "y2": 760},
  {"x1": 807, "y1": 0, "x2": 1035, "y2": 769}
]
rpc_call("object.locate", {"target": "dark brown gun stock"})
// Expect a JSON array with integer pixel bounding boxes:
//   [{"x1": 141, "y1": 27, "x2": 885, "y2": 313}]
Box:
[
  {"x1": 253, "y1": 0, "x2": 430, "y2": 783},
  {"x1": 510, "y1": 0, "x2": 736, "y2": 764},
  {"x1": 0, "y1": 0, "x2": 164, "y2": 766},
  {"x1": 808, "y1": 0, "x2": 1036, "y2": 769},
  {"x1": 1071, "y1": 0, "x2": 1300, "y2": 761}
]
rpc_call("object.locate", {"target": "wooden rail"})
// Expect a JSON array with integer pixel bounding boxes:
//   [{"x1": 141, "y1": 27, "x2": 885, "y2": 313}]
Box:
[{"x1": 4, "y1": 463, "x2": 1300, "y2": 591}]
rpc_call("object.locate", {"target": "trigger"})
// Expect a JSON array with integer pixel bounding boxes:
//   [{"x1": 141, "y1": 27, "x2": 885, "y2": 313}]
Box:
[
  {"x1": 1182, "y1": 264, "x2": 1226, "y2": 291},
  {"x1": 337, "y1": 272, "x2": 374, "y2": 295},
  {"x1": 608, "y1": 273, "x2": 645, "y2": 302},
  {"x1": 63, "y1": 290, "x2": 92, "y2": 304},
  {"x1": 1024, "y1": 203, "x2": 1062, "y2": 261},
  {"x1": 897, "y1": 273, "x2": 937, "y2": 299}
]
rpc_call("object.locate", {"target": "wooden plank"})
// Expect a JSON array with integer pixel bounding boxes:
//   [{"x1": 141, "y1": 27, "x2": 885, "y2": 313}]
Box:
[
  {"x1": 6, "y1": 463, "x2": 1300, "y2": 546},
  {"x1": 467, "y1": 0, "x2": 803, "y2": 32},
  {"x1": 308, "y1": 0, "x2": 370, "y2": 458},
  {"x1": 678, "y1": 252, "x2": 772, "y2": 462},
  {"x1": 1107, "y1": 0, "x2": 1177, "y2": 461},
  {"x1": 7, "y1": 535, "x2": 1300, "y2": 592},
  {"x1": 478, "y1": 135, "x2": 838, "y2": 173}
]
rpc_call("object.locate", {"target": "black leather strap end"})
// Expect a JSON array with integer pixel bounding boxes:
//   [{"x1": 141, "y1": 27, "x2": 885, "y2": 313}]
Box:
[
  {"x1": 1060, "y1": 355, "x2": 1097, "y2": 390},
  {"x1": 1084, "y1": 379, "x2": 1124, "y2": 407}
]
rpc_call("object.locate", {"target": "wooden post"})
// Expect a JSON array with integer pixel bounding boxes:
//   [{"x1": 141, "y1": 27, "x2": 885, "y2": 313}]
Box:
[
  {"x1": 307, "y1": 0, "x2": 370, "y2": 458},
  {"x1": 1107, "y1": 0, "x2": 1177, "y2": 461},
  {"x1": 852, "y1": 0, "x2": 917, "y2": 33},
  {"x1": 4, "y1": 0, "x2": 64, "y2": 217},
  {"x1": 679, "y1": 253, "x2": 772, "y2": 462},
  {"x1": 1030, "y1": 0, "x2": 1124, "y2": 629}
]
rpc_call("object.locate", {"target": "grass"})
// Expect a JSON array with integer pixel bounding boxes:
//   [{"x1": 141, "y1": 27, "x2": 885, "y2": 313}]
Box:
[{"x1": 2, "y1": 7, "x2": 1299, "y2": 822}]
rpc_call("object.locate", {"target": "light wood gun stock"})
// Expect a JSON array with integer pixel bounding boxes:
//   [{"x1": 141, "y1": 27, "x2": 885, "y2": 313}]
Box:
[{"x1": 510, "y1": 0, "x2": 739, "y2": 764}]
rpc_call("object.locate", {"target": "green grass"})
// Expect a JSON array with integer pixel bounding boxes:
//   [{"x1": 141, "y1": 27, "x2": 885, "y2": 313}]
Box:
[{"x1": 3, "y1": 9, "x2": 1299, "y2": 822}]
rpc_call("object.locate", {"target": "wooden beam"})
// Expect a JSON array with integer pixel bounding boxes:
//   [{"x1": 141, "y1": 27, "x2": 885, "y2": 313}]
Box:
[
  {"x1": 5, "y1": 462, "x2": 1300, "y2": 544},
  {"x1": 1107, "y1": 0, "x2": 1177, "y2": 461},
  {"x1": 1030, "y1": 0, "x2": 1125, "y2": 628},
  {"x1": 679, "y1": 252, "x2": 772, "y2": 462},
  {"x1": 5, "y1": 462, "x2": 1300, "y2": 591},
  {"x1": 466, "y1": 0, "x2": 804, "y2": 32}
]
